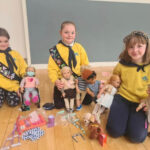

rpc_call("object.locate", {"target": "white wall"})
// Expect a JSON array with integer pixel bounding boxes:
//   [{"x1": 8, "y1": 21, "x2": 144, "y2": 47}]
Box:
[{"x1": 0, "y1": 0, "x2": 26, "y2": 58}]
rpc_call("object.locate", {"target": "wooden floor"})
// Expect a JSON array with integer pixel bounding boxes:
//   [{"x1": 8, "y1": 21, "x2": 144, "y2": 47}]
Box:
[{"x1": 0, "y1": 67, "x2": 150, "y2": 150}]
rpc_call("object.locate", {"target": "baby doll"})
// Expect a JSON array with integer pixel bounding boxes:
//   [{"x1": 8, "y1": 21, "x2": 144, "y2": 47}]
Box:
[
  {"x1": 92, "y1": 75, "x2": 121, "y2": 123},
  {"x1": 60, "y1": 66, "x2": 79, "y2": 113},
  {"x1": 20, "y1": 66, "x2": 39, "y2": 108},
  {"x1": 82, "y1": 69, "x2": 102, "y2": 105}
]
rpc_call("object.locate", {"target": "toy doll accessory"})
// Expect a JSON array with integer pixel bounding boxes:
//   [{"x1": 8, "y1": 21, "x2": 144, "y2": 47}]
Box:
[
  {"x1": 27, "y1": 71, "x2": 35, "y2": 77},
  {"x1": 42, "y1": 103, "x2": 55, "y2": 110},
  {"x1": 59, "y1": 40, "x2": 77, "y2": 68}
]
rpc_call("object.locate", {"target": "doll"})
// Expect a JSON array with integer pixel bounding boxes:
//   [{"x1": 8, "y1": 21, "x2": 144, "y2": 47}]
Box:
[
  {"x1": 81, "y1": 69, "x2": 102, "y2": 104},
  {"x1": 60, "y1": 66, "x2": 79, "y2": 113},
  {"x1": 20, "y1": 66, "x2": 39, "y2": 108},
  {"x1": 92, "y1": 75, "x2": 121, "y2": 123},
  {"x1": 76, "y1": 65, "x2": 90, "y2": 110}
]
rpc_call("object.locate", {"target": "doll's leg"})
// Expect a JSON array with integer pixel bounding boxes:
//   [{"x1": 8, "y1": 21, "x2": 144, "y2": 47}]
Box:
[
  {"x1": 92, "y1": 103, "x2": 101, "y2": 115},
  {"x1": 96, "y1": 106, "x2": 106, "y2": 124},
  {"x1": 76, "y1": 93, "x2": 81, "y2": 107},
  {"x1": 70, "y1": 98, "x2": 74, "y2": 112},
  {"x1": 6, "y1": 91, "x2": 20, "y2": 107},
  {"x1": 0, "y1": 88, "x2": 5, "y2": 108},
  {"x1": 64, "y1": 98, "x2": 70, "y2": 112},
  {"x1": 23, "y1": 89, "x2": 31, "y2": 106},
  {"x1": 31, "y1": 89, "x2": 38, "y2": 103}
]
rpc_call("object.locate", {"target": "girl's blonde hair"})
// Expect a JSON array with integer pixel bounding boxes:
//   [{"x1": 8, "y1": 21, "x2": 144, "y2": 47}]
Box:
[
  {"x1": 107, "y1": 74, "x2": 120, "y2": 84},
  {"x1": 60, "y1": 21, "x2": 76, "y2": 31},
  {"x1": 119, "y1": 31, "x2": 150, "y2": 64}
]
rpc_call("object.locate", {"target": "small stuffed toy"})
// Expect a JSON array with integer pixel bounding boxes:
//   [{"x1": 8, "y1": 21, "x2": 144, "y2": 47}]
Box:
[{"x1": 83, "y1": 113, "x2": 96, "y2": 126}]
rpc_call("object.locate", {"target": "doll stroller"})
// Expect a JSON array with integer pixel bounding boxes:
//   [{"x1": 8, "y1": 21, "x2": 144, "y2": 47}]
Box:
[{"x1": 20, "y1": 88, "x2": 40, "y2": 111}]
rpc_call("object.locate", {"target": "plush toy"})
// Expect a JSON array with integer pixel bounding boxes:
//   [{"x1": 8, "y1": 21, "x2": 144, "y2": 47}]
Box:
[{"x1": 83, "y1": 113, "x2": 96, "y2": 127}]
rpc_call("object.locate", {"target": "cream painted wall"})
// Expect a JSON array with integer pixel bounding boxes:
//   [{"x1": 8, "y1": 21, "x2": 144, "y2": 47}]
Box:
[{"x1": 0, "y1": 0, "x2": 26, "y2": 58}]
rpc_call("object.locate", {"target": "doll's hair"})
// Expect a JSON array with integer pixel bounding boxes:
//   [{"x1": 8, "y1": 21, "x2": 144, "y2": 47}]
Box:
[
  {"x1": 119, "y1": 31, "x2": 150, "y2": 64},
  {"x1": 107, "y1": 74, "x2": 120, "y2": 84},
  {"x1": 60, "y1": 21, "x2": 76, "y2": 31},
  {"x1": 0, "y1": 28, "x2": 10, "y2": 39},
  {"x1": 82, "y1": 69, "x2": 96, "y2": 80},
  {"x1": 61, "y1": 66, "x2": 72, "y2": 76},
  {"x1": 25, "y1": 66, "x2": 36, "y2": 76}
]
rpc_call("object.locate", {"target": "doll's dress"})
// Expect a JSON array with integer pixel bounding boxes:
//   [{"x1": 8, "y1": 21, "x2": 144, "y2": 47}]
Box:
[{"x1": 97, "y1": 86, "x2": 117, "y2": 108}]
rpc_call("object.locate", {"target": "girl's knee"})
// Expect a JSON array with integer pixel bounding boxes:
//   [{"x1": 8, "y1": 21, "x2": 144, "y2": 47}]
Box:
[
  {"x1": 127, "y1": 130, "x2": 147, "y2": 143},
  {"x1": 106, "y1": 124, "x2": 125, "y2": 138}
]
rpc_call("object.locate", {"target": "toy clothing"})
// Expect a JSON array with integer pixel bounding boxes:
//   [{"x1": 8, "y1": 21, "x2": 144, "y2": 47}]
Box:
[
  {"x1": 20, "y1": 77, "x2": 39, "y2": 106},
  {"x1": 48, "y1": 42, "x2": 89, "y2": 109},
  {"x1": 48, "y1": 42, "x2": 89, "y2": 83},
  {"x1": 0, "y1": 48, "x2": 27, "y2": 92},
  {"x1": 114, "y1": 61, "x2": 150, "y2": 103},
  {"x1": 0, "y1": 88, "x2": 20, "y2": 107},
  {"x1": 106, "y1": 94, "x2": 148, "y2": 143},
  {"x1": 97, "y1": 85, "x2": 117, "y2": 108},
  {"x1": 87, "y1": 80, "x2": 101, "y2": 97}
]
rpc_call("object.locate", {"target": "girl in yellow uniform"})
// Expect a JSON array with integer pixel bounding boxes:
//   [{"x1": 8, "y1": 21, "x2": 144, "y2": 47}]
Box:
[
  {"x1": 106, "y1": 31, "x2": 150, "y2": 143},
  {"x1": 0, "y1": 28, "x2": 27, "y2": 107},
  {"x1": 48, "y1": 21, "x2": 89, "y2": 109}
]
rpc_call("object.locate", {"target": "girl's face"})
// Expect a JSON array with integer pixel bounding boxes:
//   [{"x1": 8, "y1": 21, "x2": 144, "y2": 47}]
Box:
[
  {"x1": 60, "y1": 24, "x2": 76, "y2": 45},
  {"x1": 127, "y1": 42, "x2": 146, "y2": 63},
  {"x1": 0, "y1": 36, "x2": 9, "y2": 50}
]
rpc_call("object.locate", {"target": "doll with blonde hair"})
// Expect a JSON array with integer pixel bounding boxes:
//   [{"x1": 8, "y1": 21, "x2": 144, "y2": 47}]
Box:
[
  {"x1": 92, "y1": 75, "x2": 121, "y2": 124},
  {"x1": 60, "y1": 66, "x2": 79, "y2": 112}
]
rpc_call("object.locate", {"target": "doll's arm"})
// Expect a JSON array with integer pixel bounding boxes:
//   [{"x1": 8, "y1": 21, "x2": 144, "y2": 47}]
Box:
[
  {"x1": 75, "y1": 79, "x2": 80, "y2": 93},
  {"x1": 35, "y1": 78, "x2": 39, "y2": 88},
  {"x1": 86, "y1": 88, "x2": 95, "y2": 97}
]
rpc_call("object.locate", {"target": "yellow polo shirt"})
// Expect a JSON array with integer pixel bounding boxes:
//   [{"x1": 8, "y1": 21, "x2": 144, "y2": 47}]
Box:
[
  {"x1": 48, "y1": 42, "x2": 89, "y2": 83},
  {"x1": 0, "y1": 50, "x2": 27, "y2": 92},
  {"x1": 113, "y1": 62, "x2": 150, "y2": 103}
]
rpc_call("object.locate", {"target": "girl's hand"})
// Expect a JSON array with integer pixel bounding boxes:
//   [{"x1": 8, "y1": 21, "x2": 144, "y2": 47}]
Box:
[
  {"x1": 97, "y1": 93, "x2": 101, "y2": 99},
  {"x1": 55, "y1": 80, "x2": 64, "y2": 90}
]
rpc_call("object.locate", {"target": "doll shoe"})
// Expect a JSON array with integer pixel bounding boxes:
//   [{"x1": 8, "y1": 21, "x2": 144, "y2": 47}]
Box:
[{"x1": 76, "y1": 104, "x2": 82, "y2": 111}]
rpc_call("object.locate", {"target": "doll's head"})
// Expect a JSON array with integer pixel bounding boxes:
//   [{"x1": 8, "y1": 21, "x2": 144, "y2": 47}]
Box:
[
  {"x1": 0, "y1": 28, "x2": 10, "y2": 50},
  {"x1": 82, "y1": 69, "x2": 96, "y2": 84},
  {"x1": 61, "y1": 66, "x2": 72, "y2": 80},
  {"x1": 119, "y1": 31, "x2": 150, "y2": 64},
  {"x1": 26, "y1": 66, "x2": 36, "y2": 77},
  {"x1": 108, "y1": 75, "x2": 121, "y2": 88}
]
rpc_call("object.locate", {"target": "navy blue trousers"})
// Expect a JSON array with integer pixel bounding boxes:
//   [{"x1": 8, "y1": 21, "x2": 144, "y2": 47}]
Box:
[{"x1": 106, "y1": 94, "x2": 148, "y2": 143}]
